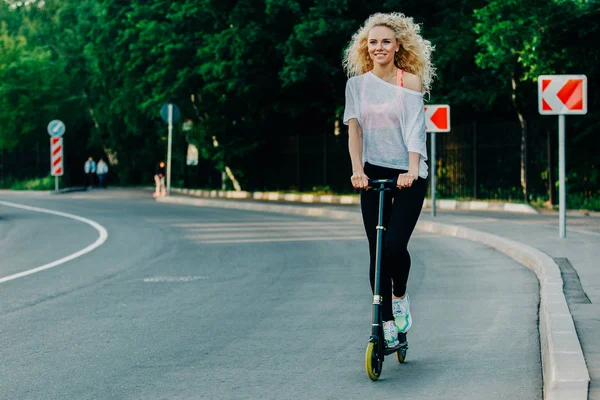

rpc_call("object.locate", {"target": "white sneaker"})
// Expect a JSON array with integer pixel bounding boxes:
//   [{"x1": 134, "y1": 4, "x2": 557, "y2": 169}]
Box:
[
  {"x1": 383, "y1": 320, "x2": 400, "y2": 349},
  {"x1": 392, "y1": 294, "x2": 412, "y2": 333}
]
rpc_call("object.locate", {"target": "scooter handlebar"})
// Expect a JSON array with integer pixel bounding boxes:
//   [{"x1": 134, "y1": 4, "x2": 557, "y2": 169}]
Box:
[
  {"x1": 366, "y1": 179, "x2": 397, "y2": 191},
  {"x1": 368, "y1": 179, "x2": 396, "y2": 185},
  {"x1": 369, "y1": 179, "x2": 396, "y2": 185}
]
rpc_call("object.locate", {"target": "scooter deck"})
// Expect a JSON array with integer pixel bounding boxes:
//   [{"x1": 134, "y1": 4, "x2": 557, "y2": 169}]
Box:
[
  {"x1": 383, "y1": 335, "x2": 408, "y2": 356},
  {"x1": 383, "y1": 343, "x2": 408, "y2": 356}
]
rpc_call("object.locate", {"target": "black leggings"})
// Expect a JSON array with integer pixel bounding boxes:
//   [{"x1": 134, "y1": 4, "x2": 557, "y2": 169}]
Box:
[{"x1": 360, "y1": 162, "x2": 427, "y2": 321}]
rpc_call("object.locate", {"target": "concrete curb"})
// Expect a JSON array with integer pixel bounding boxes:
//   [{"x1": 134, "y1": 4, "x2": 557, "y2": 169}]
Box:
[
  {"x1": 53, "y1": 186, "x2": 88, "y2": 194},
  {"x1": 0, "y1": 187, "x2": 88, "y2": 195},
  {"x1": 170, "y1": 188, "x2": 539, "y2": 214},
  {"x1": 423, "y1": 199, "x2": 539, "y2": 214},
  {"x1": 157, "y1": 195, "x2": 589, "y2": 400},
  {"x1": 566, "y1": 210, "x2": 600, "y2": 217},
  {"x1": 0, "y1": 190, "x2": 52, "y2": 195}
]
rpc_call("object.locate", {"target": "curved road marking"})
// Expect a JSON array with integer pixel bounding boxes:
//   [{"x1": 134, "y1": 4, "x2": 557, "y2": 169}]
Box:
[{"x1": 0, "y1": 200, "x2": 108, "y2": 284}]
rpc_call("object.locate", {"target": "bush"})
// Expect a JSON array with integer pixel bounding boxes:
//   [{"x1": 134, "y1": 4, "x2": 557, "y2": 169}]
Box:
[
  {"x1": 9, "y1": 175, "x2": 55, "y2": 190},
  {"x1": 567, "y1": 193, "x2": 600, "y2": 211},
  {"x1": 311, "y1": 185, "x2": 334, "y2": 195},
  {"x1": 0, "y1": 177, "x2": 15, "y2": 189}
]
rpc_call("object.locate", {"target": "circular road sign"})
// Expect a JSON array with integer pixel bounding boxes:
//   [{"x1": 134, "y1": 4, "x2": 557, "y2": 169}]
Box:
[
  {"x1": 160, "y1": 103, "x2": 181, "y2": 124},
  {"x1": 47, "y1": 120, "x2": 66, "y2": 137}
]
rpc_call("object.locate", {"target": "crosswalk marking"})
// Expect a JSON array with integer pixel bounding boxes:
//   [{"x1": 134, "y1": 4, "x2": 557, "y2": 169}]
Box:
[
  {"x1": 152, "y1": 217, "x2": 441, "y2": 245},
  {"x1": 157, "y1": 219, "x2": 365, "y2": 244}
]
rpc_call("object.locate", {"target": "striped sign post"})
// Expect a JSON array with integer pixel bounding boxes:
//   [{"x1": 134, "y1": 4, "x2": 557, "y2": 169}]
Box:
[
  {"x1": 47, "y1": 120, "x2": 66, "y2": 192},
  {"x1": 424, "y1": 105, "x2": 451, "y2": 217},
  {"x1": 50, "y1": 137, "x2": 64, "y2": 176}
]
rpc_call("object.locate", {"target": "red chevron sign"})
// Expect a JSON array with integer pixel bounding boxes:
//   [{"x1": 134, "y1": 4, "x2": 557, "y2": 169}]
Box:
[
  {"x1": 50, "y1": 137, "x2": 64, "y2": 176},
  {"x1": 538, "y1": 75, "x2": 587, "y2": 115},
  {"x1": 424, "y1": 105, "x2": 450, "y2": 132}
]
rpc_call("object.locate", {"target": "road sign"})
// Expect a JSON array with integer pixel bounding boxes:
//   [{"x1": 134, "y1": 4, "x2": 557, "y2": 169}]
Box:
[
  {"x1": 47, "y1": 120, "x2": 66, "y2": 138},
  {"x1": 538, "y1": 75, "x2": 588, "y2": 239},
  {"x1": 161, "y1": 103, "x2": 181, "y2": 124},
  {"x1": 538, "y1": 75, "x2": 587, "y2": 115},
  {"x1": 424, "y1": 104, "x2": 451, "y2": 218},
  {"x1": 424, "y1": 105, "x2": 450, "y2": 132},
  {"x1": 50, "y1": 137, "x2": 64, "y2": 176}
]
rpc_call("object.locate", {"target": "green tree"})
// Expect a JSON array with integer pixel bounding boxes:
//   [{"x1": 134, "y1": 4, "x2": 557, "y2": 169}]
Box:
[
  {"x1": 473, "y1": 0, "x2": 547, "y2": 202},
  {"x1": 0, "y1": 21, "x2": 68, "y2": 151},
  {"x1": 474, "y1": 0, "x2": 599, "y2": 203}
]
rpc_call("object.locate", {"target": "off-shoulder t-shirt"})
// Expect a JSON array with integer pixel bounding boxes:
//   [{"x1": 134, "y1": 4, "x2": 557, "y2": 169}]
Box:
[{"x1": 343, "y1": 71, "x2": 428, "y2": 179}]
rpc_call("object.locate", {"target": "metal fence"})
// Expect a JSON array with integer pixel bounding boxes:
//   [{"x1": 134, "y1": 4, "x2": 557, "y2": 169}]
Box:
[{"x1": 0, "y1": 118, "x2": 562, "y2": 201}]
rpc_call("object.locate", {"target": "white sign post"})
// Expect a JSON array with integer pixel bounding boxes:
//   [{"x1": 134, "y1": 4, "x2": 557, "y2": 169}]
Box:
[
  {"x1": 167, "y1": 104, "x2": 173, "y2": 195},
  {"x1": 47, "y1": 120, "x2": 65, "y2": 192},
  {"x1": 425, "y1": 105, "x2": 451, "y2": 217},
  {"x1": 160, "y1": 103, "x2": 181, "y2": 196},
  {"x1": 538, "y1": 75, "x2": 588, "y2": 238}
]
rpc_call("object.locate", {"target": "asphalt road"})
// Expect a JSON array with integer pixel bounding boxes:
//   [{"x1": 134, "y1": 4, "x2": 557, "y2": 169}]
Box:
[{"x1": 0, "y1": 189, "x2": 542, "y2": 399}]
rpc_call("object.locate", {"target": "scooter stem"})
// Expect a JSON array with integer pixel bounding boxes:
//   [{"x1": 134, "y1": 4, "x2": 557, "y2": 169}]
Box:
[{"x1": 371, "y1": 185, "x2": 386, "y2": 337}]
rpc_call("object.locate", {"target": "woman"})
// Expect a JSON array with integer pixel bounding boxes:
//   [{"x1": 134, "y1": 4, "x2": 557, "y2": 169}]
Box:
[
  {"x1": 342, "y1": 12, "x2": 435, "y2": 349},
  {"x1": 154, "y1": 161, "x2": 167, "y2": 198}
]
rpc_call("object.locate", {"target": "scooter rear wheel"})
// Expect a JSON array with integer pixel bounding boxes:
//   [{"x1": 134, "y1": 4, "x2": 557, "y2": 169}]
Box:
[
  {"x1": 365, "y1": 342, "x2": 382, "y2": 381},
  {"x1": 396, "y1": 347, "x2": 407, "y2": 363}
]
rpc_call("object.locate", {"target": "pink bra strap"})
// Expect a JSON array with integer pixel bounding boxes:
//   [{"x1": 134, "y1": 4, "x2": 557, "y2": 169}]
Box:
[{"x1": 397, "y1": 69, "x2": 404, "y2": 87}]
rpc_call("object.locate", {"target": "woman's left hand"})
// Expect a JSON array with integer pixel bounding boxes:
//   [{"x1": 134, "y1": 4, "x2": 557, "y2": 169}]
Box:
[{"x1": 397, "y1": 172, "x2": 418, "y2": 189}]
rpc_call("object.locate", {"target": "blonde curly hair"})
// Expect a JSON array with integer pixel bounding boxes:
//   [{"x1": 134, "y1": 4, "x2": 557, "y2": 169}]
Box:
[{"x1": 342, "y1": 12, "x2": 436, "y2": 95}]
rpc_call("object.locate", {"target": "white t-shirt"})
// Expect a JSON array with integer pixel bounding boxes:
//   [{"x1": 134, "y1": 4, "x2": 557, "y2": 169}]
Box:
[{"x1": 343, "y1": 71, "x2": 429, "y2": 179}]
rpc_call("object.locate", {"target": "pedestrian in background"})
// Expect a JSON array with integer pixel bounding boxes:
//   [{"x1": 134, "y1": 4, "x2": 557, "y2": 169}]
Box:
[
  {"x1": 97, "y1": 158, "x2": 109, "y2": 188},
  {"x1": 84, "y1": 156, "x2": 97, "y2": 188},
  {"x1": 342, "y1": 12, "x2": 434, "y2": 350},
  {"x1": 154, "y1": 161, "x2": 166, "y2": 198}
]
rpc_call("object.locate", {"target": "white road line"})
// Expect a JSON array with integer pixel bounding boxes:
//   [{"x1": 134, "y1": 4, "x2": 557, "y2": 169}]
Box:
[
  {"x1": 567, "y1": 227, "x2": 600, "y2": 237},
  {"x1": 197, "y1": 235, "x2": 365, "y2": 244},
  {"x1": 448, "y1": 217, "x2": 499, "y2": 224},
  {"x1": 143, "y1": 276, "x2": 209, "y2": 283},
  {"x1": 540, "y1": 224, "x2": 600, "y2": 237},
  {"x1": 185, "y1": 231, "x2": 364, "y2": 240},
  {"x1": 144, "y1": 218, "x2": 309, "y2": 224},
  {"x1": 0, "y1": 201, "x2": 108, "y2": 284},
  {"x1": 171, "y1": 221, "x2": 357, "y2": 228},
  {"x1": 184, "y1": 225, "x2": 353, "y2": 233}
]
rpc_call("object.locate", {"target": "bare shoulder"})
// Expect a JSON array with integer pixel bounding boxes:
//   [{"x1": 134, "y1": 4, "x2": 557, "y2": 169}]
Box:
[{"x1": 402, "y1": 72, "x2": 422, "y2": 93}]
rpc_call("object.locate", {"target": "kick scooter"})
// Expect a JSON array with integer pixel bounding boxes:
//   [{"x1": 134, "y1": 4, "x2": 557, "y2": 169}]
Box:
[{"x1": 364, "y1": 179, "x2": 408, "y2": 381}]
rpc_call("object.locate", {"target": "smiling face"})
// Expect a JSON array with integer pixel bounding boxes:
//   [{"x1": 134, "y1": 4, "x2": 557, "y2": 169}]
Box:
[{"x1": 367, "y1": 25, "x2": 399, "y2": 67}]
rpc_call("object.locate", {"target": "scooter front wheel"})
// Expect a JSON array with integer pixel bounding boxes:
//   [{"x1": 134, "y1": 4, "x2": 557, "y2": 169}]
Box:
[{"x1": 365, "y1": 341, "x2": 382, "y2": 381}]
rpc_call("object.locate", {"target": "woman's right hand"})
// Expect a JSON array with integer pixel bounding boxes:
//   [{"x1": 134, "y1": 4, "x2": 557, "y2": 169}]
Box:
[{"x1": 351, "y1": 170, "x2": 370, "y2": 189}]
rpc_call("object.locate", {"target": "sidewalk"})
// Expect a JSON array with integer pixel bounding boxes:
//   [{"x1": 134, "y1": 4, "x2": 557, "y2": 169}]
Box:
[
  {"x1": 157, "y1": 192, "x2": 598, "y2": 400},
  {"x1": 420, "y1": 211, "x2": 599, "y2": 400}
]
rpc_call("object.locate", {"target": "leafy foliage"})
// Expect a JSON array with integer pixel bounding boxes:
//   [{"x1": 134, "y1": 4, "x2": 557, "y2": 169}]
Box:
[{"x1": 0, "y1": 0, "x2": 598, "y2": 205}]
